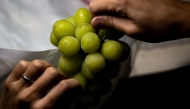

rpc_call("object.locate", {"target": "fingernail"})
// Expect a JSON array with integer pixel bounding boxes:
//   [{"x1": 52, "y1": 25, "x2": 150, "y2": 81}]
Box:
[
  {"x1": 92, "y1": 16, "x2": 103, "y2": 29},
  {"x1": 95, "y1": 17, "x2": 102, "y2": 25}
]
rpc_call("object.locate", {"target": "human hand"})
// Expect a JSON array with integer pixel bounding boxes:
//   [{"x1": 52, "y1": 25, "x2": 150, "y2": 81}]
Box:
[
  {"x1": 89, "y1": 0, "x2": 190, "y2": 42},
  {"x1": 0, "y1": 60, "x2": 82, "y2": 109}
]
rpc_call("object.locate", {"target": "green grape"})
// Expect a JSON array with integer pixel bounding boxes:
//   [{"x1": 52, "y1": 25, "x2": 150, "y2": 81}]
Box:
[
  {"x1": 98, "y1": 29, "x2": 106, "y2": 41},
  {"x1": 70, "y1": 72, "x2": 87, "y2": 90},
  {"x1": 75, "y1": 23, "x2": 96, "y2": 42},
  {"x1": 100, "y1": 29, "x2": 125, "y2": 40},
  {"x1": 52, "y1": 19, "x2": 64, "y2": 30},
  {"x1": 65, "y1": 16, "x2": 75, "y2": 26},
  {"x1": 81, "y1": 32, "x2": 100, "y2": 53},
  {"x1": 85, "y1": 52, "x2": 106, "y2": 73},
  {"x1": 118, "y1": 40, "x2": 131, "y2": 62},
  {"x1": 58, "y1": 36, "x2": 80, "y2": 56},
  {"x1": 50, "y1": 32, "x2": 59, "y2": 46},
  {"x1": 58, "y1": 53, "x2": 83, "y2": 76},
  {"x1": 53, "y1": 20, "x2": 76, "y2": 40},
  {"x1": 81, "y1": 60, "x2": 96, "y2": 80},
  {"x1": 101, "y1": 40, "x2": 123, "y2": 61},
  {"x1": 74, "y1": 8, "x2": 92, "y2": 27}
]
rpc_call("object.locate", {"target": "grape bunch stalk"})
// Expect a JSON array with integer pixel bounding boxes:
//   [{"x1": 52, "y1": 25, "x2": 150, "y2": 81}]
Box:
[{"x1": 49, "y1": 7, "x2": 131, "y2": 109}]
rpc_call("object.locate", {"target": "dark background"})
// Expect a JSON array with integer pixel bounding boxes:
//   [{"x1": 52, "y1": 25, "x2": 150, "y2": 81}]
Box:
[{"x1": 107, "y1": 65, "x2": 190, "y2": 108}]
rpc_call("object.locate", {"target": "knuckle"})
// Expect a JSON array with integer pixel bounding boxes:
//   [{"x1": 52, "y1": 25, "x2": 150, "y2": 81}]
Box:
[
  {"x1": 4, "y1": 81, "x2": 13, "y2": 91},
  {"x1": 31, "y1": 59, "x2": 44, "y2": 69},
  {"x1": 18, "y1": 60, "x2": 30, "y2": 69},
  {"x1": 89, "y1": 0, "x2": 98, "y2": 16},
  {"x1": 18, "y1": 92, "x2": 30, "y2": 102},
  {"x1": 18, "y1": 96, "x2": 27, "y2": 103},
  {"x1": 4, "y1": 82, "x2": 19, "y2": 93},
  {"x1": 45, "y1": 67, "x2": 67, "y2": 80},
  {"x1": 115, "y1": 6, "x2": 125, "y2": 15},
  {"x1": 89, "y1": 1, "x2": 95, "y2": 11},
  {"x1": 18, "y1": 90, "x2": 38, "y2": 103},
  {"x1": 3, "y1": 82, "x2": 9, "y2": 89},
  {"x1": 107, "y1": 16, "x2": 114, "y2": 28},
  {"x1": 58, "y1": 80, "x2": 70, "y2": 90},
  {"x1": 45, "y1": 67, "x2": 60, "y2": 76}
]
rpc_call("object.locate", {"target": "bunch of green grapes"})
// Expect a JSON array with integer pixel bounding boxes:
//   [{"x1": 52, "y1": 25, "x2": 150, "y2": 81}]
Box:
[{"x1": 49, "y1": 7, "x2": 131, "y2": 109}]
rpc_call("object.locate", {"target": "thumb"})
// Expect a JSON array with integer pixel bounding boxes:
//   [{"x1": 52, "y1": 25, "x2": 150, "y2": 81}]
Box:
[{"x1": 91, "y1": 15, "x2": 139, "y2": 36}]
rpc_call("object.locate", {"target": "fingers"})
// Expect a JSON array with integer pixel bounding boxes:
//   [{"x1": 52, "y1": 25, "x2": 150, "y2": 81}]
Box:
[
  {"x1": 3, "y1": 59, "x2": 82, "y2": 109},
  {"x1": 18, "y1": 66, "x2": 68, "y2": 104},
  {"x1": 28, "y1": 67, "x2": 67, "y2": 96},
  {"x1": 6, "y1": 60, "x2": 30, "y2": 82},
  {"x1": 19, "y1": 59, "x2": 53, "y2": 86},
  {"x1": 89, "y1": 0, "x2": 109, "y2": 17},
  {"x1": 19, "y1": 60, "x2": 81, "y2": 108},
  {"x1": 91, "y1": 15, "x2": 141, "y2": 36},
  {"x1": 89, "y1": 0, "x2": 122, "y2": 17},
  {"x1": 37, "y1": 79, "x2": 82, "y2": 108},
  {"x1": 89, "y1": 0, "x2": 143, "y2": 37}
]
